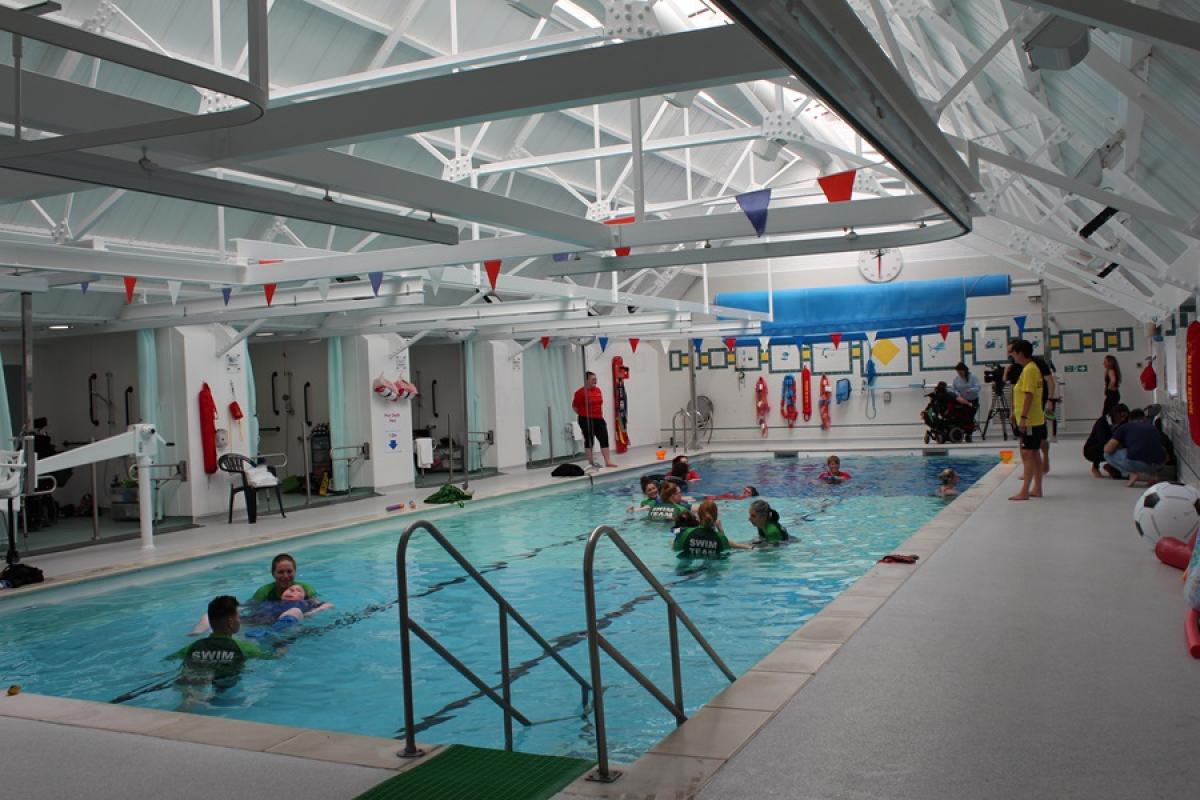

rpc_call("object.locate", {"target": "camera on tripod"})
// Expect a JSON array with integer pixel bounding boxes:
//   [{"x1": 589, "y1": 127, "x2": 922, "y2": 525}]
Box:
[{"x1": 983, "y1": 366, "x2": 1005, "y2": 386}]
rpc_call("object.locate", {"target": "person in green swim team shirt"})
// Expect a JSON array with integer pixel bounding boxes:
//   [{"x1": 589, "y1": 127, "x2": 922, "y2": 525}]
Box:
[
  {"x1": 748, "y1": 499, "x2": 790, "y2": 544},
  {"x1": 251, "y1": 553, "x2": 319, "y2": 602},
  {"x1": 673, "y1": 499, "x2": 750, "y2": 558},
  {"x1": 171, "y1": 596, "x2": 270, "y2": 689}
]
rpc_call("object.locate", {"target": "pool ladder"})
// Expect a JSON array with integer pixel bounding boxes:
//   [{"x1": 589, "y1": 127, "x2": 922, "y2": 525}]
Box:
[
  {"x1": 395, "y1": 519, "x2": 592, "y2": 757},
  {"x1": 582, "y1": 525, "x2": 736, "y2": 783}
]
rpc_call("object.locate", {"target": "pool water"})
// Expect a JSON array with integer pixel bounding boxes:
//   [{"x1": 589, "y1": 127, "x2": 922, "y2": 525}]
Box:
[{"x1": 0, "y1": 454, "x2": 992, "y2": 762}]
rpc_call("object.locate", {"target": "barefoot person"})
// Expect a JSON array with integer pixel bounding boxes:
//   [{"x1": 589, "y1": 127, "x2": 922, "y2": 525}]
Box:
[
  {"x1": 572, "y1": 371, "x2": 617, "y2": 468},
  {"x1": 1009, "y1": 339, "x2": 1045, "y2": 501}
]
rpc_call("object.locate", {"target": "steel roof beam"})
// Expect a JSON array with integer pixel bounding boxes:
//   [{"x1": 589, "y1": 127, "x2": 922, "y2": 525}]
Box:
[
  {"x1": 0, "y1": 239, "x2": 239, "y2": 283},
  {"x1": 1009, "y1": 0, "x2": 1200, "y2": 55}
]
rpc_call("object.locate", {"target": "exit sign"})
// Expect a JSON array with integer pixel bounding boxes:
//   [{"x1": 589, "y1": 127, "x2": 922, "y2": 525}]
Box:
[{"x1": 1064, "y1": 364, "x2": 1089, "y2": 373}]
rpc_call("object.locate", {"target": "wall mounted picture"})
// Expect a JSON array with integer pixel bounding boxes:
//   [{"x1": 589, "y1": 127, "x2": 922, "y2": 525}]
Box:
[
  {"x1": 1025, "y1": 330, "x2": 1044, "y2": 356},
  {"x1": 768, "y1": 341, "x2": 802, "y2": 373},
  {"x1": 973, "y1": 326, "x2": 1011, "y2": 364},
  {"x1": 735, "y1": 344, "x2": 761, "y2": 370},
  {"x1": 919, "y1": 331, "x2": 961, "y2": 371},
  {"x1": 810, "y1": 339, "x2": 853, "y2": 375},
  {"x1": 865, "y1": 336, "x2": 911, "y2": 376}
]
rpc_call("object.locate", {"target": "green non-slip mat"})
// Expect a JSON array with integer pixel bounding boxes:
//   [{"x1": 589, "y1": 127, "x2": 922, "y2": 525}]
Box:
[{"x1": 353, "y1": 744, "x2": 595, "y2": 800}]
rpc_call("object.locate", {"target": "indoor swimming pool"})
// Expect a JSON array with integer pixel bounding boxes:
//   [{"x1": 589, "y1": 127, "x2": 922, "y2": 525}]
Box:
[{"x1": 0, "y1": 453, "x2": 993, "y2": 762}]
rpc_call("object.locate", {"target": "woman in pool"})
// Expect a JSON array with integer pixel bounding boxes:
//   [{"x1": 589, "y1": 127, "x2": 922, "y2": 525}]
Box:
[
  {"x1": 628, "y1": 475, "x2": 662, "y2": 513},
  {"x1": 658, "y1": 481, "x2": 692, "y2": 512},
  {"x1": 668, "y1": 455, "x2": 701, "y2": 486},
  {"x1": 707, "y1": 486, "x2": 759, "y2": 501},
  {"x1": 748, "y1": 499, "x2": 789, "y2": 544},
  {"x1": 819, "y1": 455, "x2": 851, "y2": 483},
  {"x1": 936, "y1": 468, "x2": 960, "y2": 498},
  {"x1": 672, "y1": 499, "x2": 750, "y2": 558},
  {"x1": 252, "y1": 553, "x2": 320, "y2": 603}
]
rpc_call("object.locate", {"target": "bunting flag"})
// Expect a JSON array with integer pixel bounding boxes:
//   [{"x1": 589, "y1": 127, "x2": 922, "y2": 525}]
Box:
[
  {"x1": 263, "y1": 283, "x2": 277, "y2": 306},
  {"x1": 427, "y1": 267, "x2": 443, "y2": 297},
  {"x1": 735, "y1": 188, "x2": 771, "y2": 237},
  {"x1": 368, "y1": 272, "x2": 384, "y2": 297},
  {"x1": 221, "y1": 287, "x2": 232, "y2": 306},
  {"x1": 257, "y1": 259, "x2": 282, "y2": 265},
  {"x1": 605, "y1": 215, "x2": 635, "y2": 257},
  {"x1": 865, "y1": 330, "x2": 878, "y2": 345},
  {"x1": 540, "y1": 336, "x2": 550, "y2": 350},
  {"x1": 122, "y1": 276, "x2": 137, "y2": 303},
  {"x1": 817, "y1": 169, "x2": 857, "y2": 203},
  {"x1": 693, "y1": 337, "x2": 703, "y2": 353},
  {"x1": 1014, "y1": 314, "x2": 1028, "y2": 334},
  {"x1": 660, "y1": 339, "x2": 671, "y2": 355},
  {"x1": 552, "y1": 253, "x2": 569, "y2": 263},
  {"x1": 80, "y1": 280, "x2": 89, "y2": 295},
  {"x1": 724, "y1": 337, "x2": 737, "y2": 351},
  {"x1": 167, "y1": 280, "x2": 182, "y2": 306},
  {"x1": 484, "y1": 259, "x2": 502, "y2": 290},
  {"x1": 316, "y1": 278, "x2": 330, "y2": 302},
  {"x1": 598, "y1": 336, "x2": 609, "y2": 353},
  {"x1": 830, "y1": 332, "x2": 842, "y2": 350},
  {"x1": 758, "y1": 336, "x2": 771, "y2": 350},
  {"x1": 938, "y1": 323, "x2": 951, "y2": 341},
  {"x1": 629, "y1": 337, "x2": 639, "y2": 353}
]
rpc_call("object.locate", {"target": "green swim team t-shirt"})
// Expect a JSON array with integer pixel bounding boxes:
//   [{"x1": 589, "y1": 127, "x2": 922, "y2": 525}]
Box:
[
  {"x1": 758, "y1": 521, "x2": 789, "y2": 543},
  {"x1": 250, "y1": 581, "x2": 318, "y2": 602},
  {"x1": 672, "y1": 525, "x2": 731, "y2": 558}
]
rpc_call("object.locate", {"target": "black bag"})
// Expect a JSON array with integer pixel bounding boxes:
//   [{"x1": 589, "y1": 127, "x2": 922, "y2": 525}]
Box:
[
  {"x1": 1, "y1": 563, "x2": 44, "y2": 588},
  {"x1": 551, "y1": 464, "x2": 586, "y2": 477}
]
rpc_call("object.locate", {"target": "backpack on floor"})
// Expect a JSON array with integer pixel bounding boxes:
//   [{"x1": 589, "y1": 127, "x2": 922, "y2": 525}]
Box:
[{"x1": 1, "y1": 563, "x2": 44, "y2": 588}]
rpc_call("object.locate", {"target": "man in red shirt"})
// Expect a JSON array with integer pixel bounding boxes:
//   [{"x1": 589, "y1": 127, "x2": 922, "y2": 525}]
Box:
[{"x1": 573, "y1": 371, "x2": 617, "y2": 468}]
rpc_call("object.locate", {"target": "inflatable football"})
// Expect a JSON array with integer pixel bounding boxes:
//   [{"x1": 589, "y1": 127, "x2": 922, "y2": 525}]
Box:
[{"x1": 1134, "y1": 482, "x2": 1200, "y2": 544}]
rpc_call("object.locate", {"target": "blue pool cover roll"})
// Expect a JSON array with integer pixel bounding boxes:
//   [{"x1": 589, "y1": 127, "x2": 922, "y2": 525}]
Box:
[{"x1": 717, "y1": 274, "x2": 1010, "y2": 339}]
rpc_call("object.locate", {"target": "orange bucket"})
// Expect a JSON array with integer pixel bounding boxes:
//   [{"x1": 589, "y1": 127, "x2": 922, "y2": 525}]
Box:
[
  {"x1": 999, "y1": 449, "x2": 1014, "y2": 464},
  {"x1": 656, "y1": 449, "x2": 667, "y2": 460}
]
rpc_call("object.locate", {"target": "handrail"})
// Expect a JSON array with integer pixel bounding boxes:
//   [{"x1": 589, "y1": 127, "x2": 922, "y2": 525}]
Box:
[
  {"x1": 396, "y1": 519, "x2": 592, "y2": 757},
  {"x1": 582, "y1": 524, "x2": 736, "y2": 783},
  {"x1": 671, "y1": 408, "x2": 694, "y2": 451}
]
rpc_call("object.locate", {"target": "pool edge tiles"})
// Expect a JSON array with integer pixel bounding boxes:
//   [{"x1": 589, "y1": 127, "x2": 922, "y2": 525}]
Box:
[
  {"x1": 0, "y1": 448, "x2": 685, "y2": 604},
  {"x1": 0, "y1": 692, "x2": 445, "y2": 772},
  {"x1": 554, "y1": 461, "x2": 1015, "y2": 800}
]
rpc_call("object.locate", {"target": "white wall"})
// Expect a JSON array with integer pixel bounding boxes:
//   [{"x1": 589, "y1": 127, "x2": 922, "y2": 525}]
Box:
[
  {"x1": 659, "y1": 244, "x2": 1154, "y2": 443},
  {"x1": 471, "y1": 340, "x2": 526, "y2": 470},
  {"x1": 583, "y1": 342, "x2": 664, "y2": 451},
  {"x1": 249, "y1": 339, "x2": 328, "y2": 480},
  {"x1": 409, "y1": 343, "x2": 466, "y2": 441},
  {"x1": 160, "y1": 325, "x2": 251, "y2": 520},
  {"x1": 344, "y1": 333, "x2": 415, "y2": 489}
]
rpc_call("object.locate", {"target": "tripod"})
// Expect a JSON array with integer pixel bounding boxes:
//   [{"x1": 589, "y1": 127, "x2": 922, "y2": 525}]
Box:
[{"x1": 980, "y1": 380, "x2": 1013, "y2": 441}]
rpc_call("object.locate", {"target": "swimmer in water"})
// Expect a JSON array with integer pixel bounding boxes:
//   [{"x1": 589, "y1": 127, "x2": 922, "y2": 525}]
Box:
[
  {"x1": 190, "y1": 582, "x2": 333, "y2": 636},
  {"x1": 748, "y1": 499, "x2": 790, "y2": 544},
  {"x1": 936, "y1": 468, "x2": 960, "y2": 497},
  {"x1": 818, "y1": 455, "x2": 852, "y2": 483},
  {"x1": 672, "y1": 499, "x2": 751, "y2": 558},
  {"x1": 708, "y1": 486, "x2": 759, "y2": 501}
]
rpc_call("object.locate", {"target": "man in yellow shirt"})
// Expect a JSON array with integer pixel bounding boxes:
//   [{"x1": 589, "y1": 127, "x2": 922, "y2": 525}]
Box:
[{"x1": 1009, "y1": 339, "x2": 1045, "y2": 501}]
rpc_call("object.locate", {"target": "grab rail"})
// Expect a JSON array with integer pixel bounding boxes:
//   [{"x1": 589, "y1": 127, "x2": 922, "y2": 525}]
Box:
[
  {"x1": 582, "y1": 524, "x2": 736, "y2": 783},
  {"x1": 396, "y1": 519, "x2": 592, "y2": 757},
  {"x1": 671, "y1": 408, "x2": 694, "y2": 451}
]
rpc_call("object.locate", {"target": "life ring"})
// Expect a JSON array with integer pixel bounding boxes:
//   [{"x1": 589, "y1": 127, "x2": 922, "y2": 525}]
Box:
[
  {"x1": 801, "y1": 367, "x2": 812, "y2": 422},
  {"x1": 754, "y1": 377, "x2": 770, "y2": 437},
  {"x1": 1189, "y1": 322, "x2": 1200, "y2": 446},
  {"x1": 819, "y1": 375, "x2": 832, "y2": 431},
  {"x1": 781, "y1": 374, "x2": 798, "y2": 429}
]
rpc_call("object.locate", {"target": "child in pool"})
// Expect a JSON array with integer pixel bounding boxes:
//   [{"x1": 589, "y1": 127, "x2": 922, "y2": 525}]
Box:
[
  {"x1": 819, "y1": 455, "x2": 852, "y2": 483},
  {"x1": 748, "y1": 499, "x2": 790, "y2": 544},
  {"x1": 190, "y1": 583, "x2": 333, "y2": 635},
  {"x1": 659, "y1": 480, "x2": 692, "y2": 512},
  {"x1": 672, "y1": 499, "x2": 750, "y2": 558},
  {"x1": 936, "y1": 468, "x2": 960, "y2": 497},
  {"x1": 707, "y1": 486, "x2": 759, "y2": 501}
]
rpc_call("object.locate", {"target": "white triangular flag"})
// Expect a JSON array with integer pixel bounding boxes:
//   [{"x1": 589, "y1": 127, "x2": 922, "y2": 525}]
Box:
[
  {"x1": 660, "y1": 339, "x2": 671, "y2": 355},
  {"x1": 865, "y1": 330, "x2": 877, "y2": 345},
  {"x1": 758, "y1": 336, "x2": 771, "y2": 349},
  {"x1": 167, "y1": 280, "x2": 182, "y2": 305},
  {"x1": 427, "y1": 267, "x2": 444, "y2": 297},
  {"x1": 316, "y1": 278, "x2": 331, "y2": 302}
]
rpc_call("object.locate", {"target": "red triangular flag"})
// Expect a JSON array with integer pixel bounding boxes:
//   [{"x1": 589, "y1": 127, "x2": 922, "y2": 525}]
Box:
[
  {"x1": 123, "y1": 276, "x2": 137, "y2": 303},
  {"x1": 484, "y1": 259, "x2": 502, "y2": 291},
  {"x1": 831, "y1": 333, "x2": 842, "y2": 349},
  {"x1": 605, "y1": 215, "x2": 635, "y2": 257},
  {"x1": 540, "y1": 336, "x2": 550, "y2": 349},
  {"x1": 263, "y1": 283, "x2": 277, "y2": 306},
  {"x1": 724, "y1": 337, "x2": 737, "y2": 351},
  {"x1": 630, "y1": 337, "x2": 639, "y2": 353},
  {"x1": 938, "y1": 324, "x2": 950, "y2": 341},
  {"x1": 817, "y1": 170, "x2": 857, "y2": 203}
]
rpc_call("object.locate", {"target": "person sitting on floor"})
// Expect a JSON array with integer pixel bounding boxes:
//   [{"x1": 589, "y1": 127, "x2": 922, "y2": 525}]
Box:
[
  {"x1": 1103, "y1": 408, "x2": 1167, "y2": 487},
  {"x1": 1084, "y1": 404, "x2": 1129, "y2": 479}
]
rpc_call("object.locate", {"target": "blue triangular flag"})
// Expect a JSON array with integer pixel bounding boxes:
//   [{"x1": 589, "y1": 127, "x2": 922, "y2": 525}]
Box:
[
  {"x1": 598, "y1": 336, "x2": 609, "y2": 352},
  {"x1": 735, "y1": 188, "x2": 771, "y2": 237},
  {"x1": 369, "y1": 271, "x2": 383, "y2": 296},
  {"x1": 221, "y1": 287, "x2": 232, "y2": 306},
  {"x1": 80, "y1": 281, "x2": 89, "y2": 294},
  {"x1": 693, "y1": 337, "x2": 703, "y2": 352},
  {"x1": 552, "y1": 253, "x2": 569, "y2": 263},
  {"x1": 1014, "y1": 314, "x2": 1027, "y2": 334}
]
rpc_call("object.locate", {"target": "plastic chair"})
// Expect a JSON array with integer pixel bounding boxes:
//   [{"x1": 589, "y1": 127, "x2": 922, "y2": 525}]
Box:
[{"x1": 218, "y1": 453, "x2": 285, "y2": 524}]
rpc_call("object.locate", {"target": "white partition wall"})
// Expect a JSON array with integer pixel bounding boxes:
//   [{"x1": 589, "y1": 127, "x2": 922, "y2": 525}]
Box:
[
  {"x1": 469, "y1": 340, "x2": 526, "y2": 471},
  {"x1": 344, "y1": 333, "x2": 415, "y2": 490}
]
